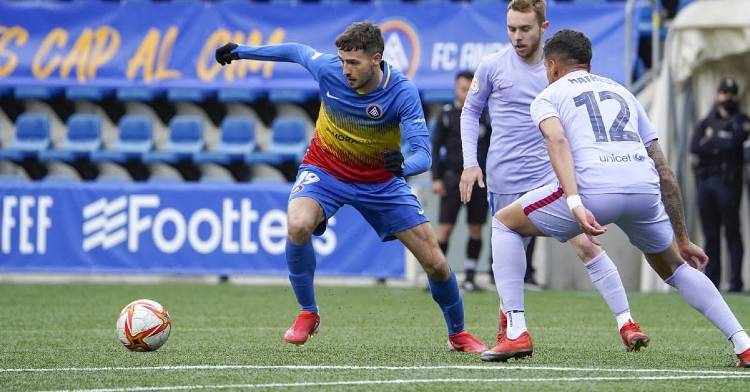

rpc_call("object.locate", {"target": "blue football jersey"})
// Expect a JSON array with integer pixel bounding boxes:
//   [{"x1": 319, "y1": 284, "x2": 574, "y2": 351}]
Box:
[{"x1": 233, "y1": 43, "x2": 429, "y2": 182}]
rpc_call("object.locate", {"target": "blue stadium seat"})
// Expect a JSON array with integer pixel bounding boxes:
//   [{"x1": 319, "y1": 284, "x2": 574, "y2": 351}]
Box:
[
  {"x1": 92, "y1": 115, "x2": 154, "y2": 163},
  {"x1": 269, "y1": 89, "x2": 318, "y2": 103},
  {"x1": 117, "y1": 87, "x2": 163, "y2": 102},
  {"x1": 13, "y1": 86, "x2": 61, "y2": 100},
  {"x1": 66, "y1": 86, "x2": 114, "y2": 101},
  {"x1": 195, "y1": 116, "x2": 256, "y2": 164},
  {"x1": 167, "y1": 88, "x2": 214, "y2": 102},
  {"x1": 145, "y1": 115, "x2": 204, "y2": 163},
  {"x1": 218, "y1": 88, "x2": 267, "y2": 103},
  {"x1": 40, "y1": 114, "x2": 102, "y2": 161},
  {"x1": 0, "y1": 113, "x2": 50, "y2": 160},
  {"x1": 248, "y1": 117, "x2": 307, "y2": 164}
]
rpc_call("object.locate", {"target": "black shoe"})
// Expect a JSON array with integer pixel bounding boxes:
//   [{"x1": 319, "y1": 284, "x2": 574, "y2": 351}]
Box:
[
  {"x1": 461, "y1": 280, "x2": 483, "y2": 292},
  {"x1": 524, "y1": 276, "x2": 543, "y2": 291}
]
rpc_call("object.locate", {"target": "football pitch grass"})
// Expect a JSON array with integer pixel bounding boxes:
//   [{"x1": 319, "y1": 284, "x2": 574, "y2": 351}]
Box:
[{"x1": 2, "y1": 283, "x2": 750, "y2": 391}]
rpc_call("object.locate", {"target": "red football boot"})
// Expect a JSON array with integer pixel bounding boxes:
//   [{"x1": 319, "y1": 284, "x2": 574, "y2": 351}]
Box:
[
  {"x1": 480, "y1": 331, "x2": 533, "y2": 362},
  {"x1": 736, "y1": 347, "x2": 750, "y2": 368},
  {"x1": 619, "y1": 320, "x2": 650, "y2": 352},
  {"x1": 283, "y1": 310, "x2": 320, "y2": 345},
  {"x1": 494, "y1": 311, "x2": 508, "y2": 347},
  {"x1": 448, "y1": 331, "x2": 488, "y2": 353}
]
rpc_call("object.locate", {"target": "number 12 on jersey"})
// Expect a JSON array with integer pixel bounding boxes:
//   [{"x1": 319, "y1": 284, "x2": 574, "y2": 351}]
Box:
[{"x1": 574, "y1": 90, "x2": 640, "y2": 143}]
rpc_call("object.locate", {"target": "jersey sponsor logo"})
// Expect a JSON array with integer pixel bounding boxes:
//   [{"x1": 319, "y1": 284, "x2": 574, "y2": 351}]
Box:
[
  {"x1": 291, "y1": 171, "x2": 321, "y2": 194},
  {"x1": 380, "y1": 19, "x2": 421, "y2": 78},
  {"x1": 325, "y1": 91, "x2": 341, "y2": 100},
  {"x1": 366, "y1": 103, "x2": 384, "y2": 119},
  {"x1": 331, "y1": 131, "x2": 361, "y2": 144},
  {"x1": 311, "y1": 51, "x2": 323, "y2": 60},
  {"x1": 599, "y1": 153, "x2": 645, "y2": 163}
]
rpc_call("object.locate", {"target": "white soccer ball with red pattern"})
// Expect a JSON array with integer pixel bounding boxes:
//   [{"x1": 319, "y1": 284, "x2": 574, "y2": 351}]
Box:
[{"x1": 116, "y1": 299, "x2": 171, "y2": 352}]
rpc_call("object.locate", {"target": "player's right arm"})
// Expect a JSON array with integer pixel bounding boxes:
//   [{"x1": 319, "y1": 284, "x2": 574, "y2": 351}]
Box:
[
  {"x1": 539, "y1": 116, "x2": 605, "y2": 242},
  {"x1": 532, "y1": 89, "x2": 605, "y2": 242},
  {"x1": 215, "y1": 42, "x2": 332, "y2": 80},
  {"x1": 459, "y1": 60, "x2": 491, "y2": 203}
]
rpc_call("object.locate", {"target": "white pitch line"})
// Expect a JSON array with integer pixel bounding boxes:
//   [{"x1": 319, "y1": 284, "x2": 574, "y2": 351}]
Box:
[
  {"x1": 39, "y1": 374, "x2": 750, "y2": 392},
  {"x1": 2, "y1": 364, "x2": 746, "y2": 375}
]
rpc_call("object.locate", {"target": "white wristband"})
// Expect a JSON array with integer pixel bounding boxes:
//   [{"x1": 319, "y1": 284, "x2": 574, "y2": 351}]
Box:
[{"x1": 566, "y1": 195, "x2": 583, "y2": 211}]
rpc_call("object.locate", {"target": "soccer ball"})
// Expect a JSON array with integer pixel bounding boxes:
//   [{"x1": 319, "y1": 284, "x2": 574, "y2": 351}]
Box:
[{"x1": 116, "y1": 299, "x2": 171, "y2": 352}]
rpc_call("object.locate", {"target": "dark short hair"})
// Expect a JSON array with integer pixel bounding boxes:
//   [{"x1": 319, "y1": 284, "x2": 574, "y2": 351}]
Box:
[
  {"x1": 543, "y1": 29, "x2": 592, "y2": 66},
  {"x1": 335, "y1": 22, "x2": 384, "y2": 56},
  {"x1": 456, "y1": 70, "x2": 474, "y2": 81}
]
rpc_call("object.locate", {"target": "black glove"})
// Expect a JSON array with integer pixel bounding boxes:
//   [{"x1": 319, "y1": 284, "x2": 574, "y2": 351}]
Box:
[
  {"x1": 215, "y1": 43, "x2": 239, "y2": 66},
  {"x1": 383, "y1": 149, "x2": 405, "y2": 177}
]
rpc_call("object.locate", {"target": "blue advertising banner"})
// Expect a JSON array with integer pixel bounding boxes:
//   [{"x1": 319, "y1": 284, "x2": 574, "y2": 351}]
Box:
[
  {"x1": 0, "y1": 2, "x2": 635, "y2": 91},
  {"x1": 0, "y1": 182, "x2": 404, "y2": 277}
]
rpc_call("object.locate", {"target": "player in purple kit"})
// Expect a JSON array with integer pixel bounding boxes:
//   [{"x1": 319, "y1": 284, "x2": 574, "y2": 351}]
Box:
[
  {"x1": 488, "y1": 28, "x2": 750, "y2": 367},
  {"x1": 459, "y1": 0, "x2": 647, "y2": 361}
]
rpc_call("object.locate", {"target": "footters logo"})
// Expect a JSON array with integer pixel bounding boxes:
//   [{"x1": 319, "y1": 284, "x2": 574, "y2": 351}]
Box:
[{"x1": 81, "y1": 195, "x2": 336, "y2": 256}]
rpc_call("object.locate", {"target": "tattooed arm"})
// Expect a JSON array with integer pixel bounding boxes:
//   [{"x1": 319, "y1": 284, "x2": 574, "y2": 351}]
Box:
[{"x1": 646, "y1": 141, "x2": 708, "y2": 270}]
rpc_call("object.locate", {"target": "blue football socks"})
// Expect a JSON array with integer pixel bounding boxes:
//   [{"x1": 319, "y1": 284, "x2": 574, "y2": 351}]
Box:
[
  {"x1": 286, "y1": 239, "x2": 318, "y2": 313},
  {"x1": 428, "y1": 272, "x2": 465, "y2": 335}
]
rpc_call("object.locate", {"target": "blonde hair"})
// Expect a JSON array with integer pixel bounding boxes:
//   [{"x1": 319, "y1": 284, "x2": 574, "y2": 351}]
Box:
[{"x1": 507, "y1": 0, "x2": 547, "y2": 25}]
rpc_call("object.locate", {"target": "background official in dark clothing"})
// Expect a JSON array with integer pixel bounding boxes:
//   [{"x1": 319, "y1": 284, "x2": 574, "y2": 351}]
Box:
[
  {"x1": 432, "y1": 71, "x2": 491, "y2": 291},
  {"x1": 691, "y1": 77, "x2": 750, "y2": 292}
]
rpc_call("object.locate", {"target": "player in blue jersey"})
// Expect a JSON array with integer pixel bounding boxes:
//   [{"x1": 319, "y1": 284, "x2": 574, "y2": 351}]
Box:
[{"x1": 215, "y1": 22, "x2": 486, "y2": 352}]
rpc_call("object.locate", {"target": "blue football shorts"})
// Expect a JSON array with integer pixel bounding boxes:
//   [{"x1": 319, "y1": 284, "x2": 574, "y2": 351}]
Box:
[{"x1": 289, "y1": 164, "x2": 429, "y2": 241}]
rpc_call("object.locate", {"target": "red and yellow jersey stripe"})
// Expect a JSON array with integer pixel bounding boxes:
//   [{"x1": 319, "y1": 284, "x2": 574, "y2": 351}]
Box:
[{"x1": 303, "y1": 104, "x2": 401, "y2": 183}]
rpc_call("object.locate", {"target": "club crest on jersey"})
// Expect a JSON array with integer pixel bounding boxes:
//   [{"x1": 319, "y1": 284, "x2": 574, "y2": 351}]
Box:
[
  {"x1": 470, "y1": 77, "x2": 479, "y2": 94},
  {"x1": 366, "y1": 104, "x2": 384, "y2": 119}
]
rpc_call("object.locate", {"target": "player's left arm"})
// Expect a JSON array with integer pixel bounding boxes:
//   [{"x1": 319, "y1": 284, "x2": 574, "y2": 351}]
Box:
[
  {"x1": 397, "y1": 85, "x2": 431, "y2": 177},
  {"x1": 532, "y1": 89, "x2": 605, "y2": 240},
  {"x1": 637, "y1": 97, "x2": 708, "y2": 269},
  {"x1": 635, "y1": 97, "x2": 688, "y2": 244}
]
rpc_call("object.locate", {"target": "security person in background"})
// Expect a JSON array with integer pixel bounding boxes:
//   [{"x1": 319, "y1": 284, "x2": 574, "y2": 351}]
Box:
[
  {"x1": 690, "y1": 77, "x2": 750, "y2": 292},
  {"x1": 432, "y1": 71, "x2": 491, "y2": 291}
]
